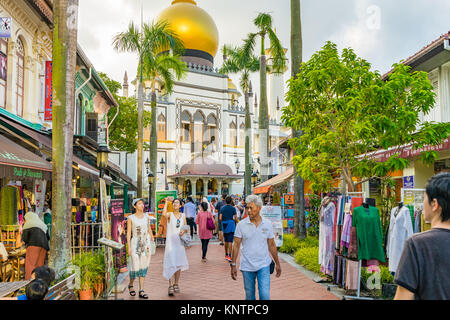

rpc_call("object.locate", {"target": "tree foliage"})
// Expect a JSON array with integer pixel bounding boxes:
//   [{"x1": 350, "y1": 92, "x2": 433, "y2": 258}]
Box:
[
  {"x1": 99, "y1": 72, "x2": 151, "y2": 153},
  {"x1": 282, "y1": 41, "x2": 450, "y2": 192}
]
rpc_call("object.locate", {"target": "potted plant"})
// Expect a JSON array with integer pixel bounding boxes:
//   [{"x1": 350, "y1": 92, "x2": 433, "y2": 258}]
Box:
[
  {"x1": 380, "y1": 267, "x2": 397, "y2": 300},
  {"x1": 72, "y1": 251, "x2": 96, "y2": 300},
  {"x1": 92, "y1": 250, "x2": 105, "y2": 299}
]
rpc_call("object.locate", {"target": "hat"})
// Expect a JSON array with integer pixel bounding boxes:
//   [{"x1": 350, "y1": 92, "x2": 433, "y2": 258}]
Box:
[{"x1": 132, "y1": 198, "x2": 144, "y2": 207}]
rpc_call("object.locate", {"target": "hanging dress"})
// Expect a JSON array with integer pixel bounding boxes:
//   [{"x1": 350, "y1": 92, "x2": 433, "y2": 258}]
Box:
[
  {"x1": 128, "y1": 214, "x2": 152, "y2": 279},
  {"x1": 163, "y1": 211, "x2": 189, "y2": 280},
  {"x1": 319, "y1": 201, "x2": 336, "y2": 276}
]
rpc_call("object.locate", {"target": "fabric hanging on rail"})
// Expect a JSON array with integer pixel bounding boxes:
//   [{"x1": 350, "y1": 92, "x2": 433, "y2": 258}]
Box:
[{"x1": 319, "y1": 199, "x2": 336, "y2": 276}]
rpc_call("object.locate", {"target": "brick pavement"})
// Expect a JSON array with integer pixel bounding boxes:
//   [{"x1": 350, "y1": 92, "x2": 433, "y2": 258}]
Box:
[{"x1": 118, "y1": 239, "x2": 338, "y2": 300}]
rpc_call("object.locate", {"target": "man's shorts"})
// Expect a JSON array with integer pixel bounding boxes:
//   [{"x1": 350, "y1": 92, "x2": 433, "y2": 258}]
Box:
[
  {"x1": 223, "y1": 232, "x2": 234, "y2": 243},
  {"x1": 218, "y1": 220, "x2": 223, "y2": 231}
]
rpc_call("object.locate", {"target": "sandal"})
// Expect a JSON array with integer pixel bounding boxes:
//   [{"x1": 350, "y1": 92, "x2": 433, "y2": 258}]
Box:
[
  {"x1": 168, "y1": 285, "x2": 174, "y2": 296},
  {"x1": 128, "y1": 285, "x2": 136, "y2": 296},
  {"x1": 138, "y1": 290, "x2": 148, "y2": 299},
  {"x1": 173, "y1": 284, "x2": 180, "y2": 293}
]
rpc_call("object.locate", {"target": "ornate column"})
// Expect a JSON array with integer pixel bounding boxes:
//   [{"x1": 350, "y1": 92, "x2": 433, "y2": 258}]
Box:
[
  {"x1": 5, "y1": 40, "x2": 15, "y2": 113},
  {"x1": 203, "y1": 178, "x2": 209, "y2": 197},
  {"x1": 191, "y1": 178, "x2": 197, "y2": 198}
]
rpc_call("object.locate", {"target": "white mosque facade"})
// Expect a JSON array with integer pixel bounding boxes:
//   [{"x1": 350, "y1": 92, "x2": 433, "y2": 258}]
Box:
[{"x1": 109, "y1": 0, "x2": 290, "y2": 200}]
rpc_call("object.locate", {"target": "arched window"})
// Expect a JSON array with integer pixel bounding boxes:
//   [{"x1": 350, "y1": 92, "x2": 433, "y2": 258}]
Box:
[
  {"x1": 206, "y1": 114, "x2": 217, "y2": 147},
  {"x1": 0, "y1": 38, "x2": 7, "y2": 108},
  {"x1": 239, "y1": 122, "x2": 245, "y2": 146},
  {"x1": 15, "y1": 38, "x2": 25, "y2": 117},
  {"x1": 181, "y1": 110, "x2": 192, "y2": 143},
  {"x1": 193, "y1": 111, "x2": 205, "y2": 153},
  {"x1": 229, "y1": 121, "x2": 237, "y2": 147},
  {"x1": 157, "y1": 113, "x2": 166, "y2": 141}
]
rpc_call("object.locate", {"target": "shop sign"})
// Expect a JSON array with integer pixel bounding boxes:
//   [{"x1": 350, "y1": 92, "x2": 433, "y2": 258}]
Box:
[
  {"x1": 110, "y1": 199, "x2": 127, "y2": 270},
  {"x1": 13, "y1": 167, "x2": 43, "y2": 179},
  {"x1": 100, "y1": 178, "x2": 114, "y2": 293},
  {"x1": 403, "y1": 176, "x2": 414, "y2": 189},
  {"x1": 284, "y1": 193, "x2": 294, "y2": 205},
  {"x1": 0, "y1": 17, "x2": 12, "y2": 38},
  {"x1": 44, "y1": 61, "x2": 52, "y2": 121},
  {"x1": 260, "y1": 206, "x2": 283, "y2": 247},
  {"x1": 34, "y1": 179, "x2": 47, "y2": 216}
]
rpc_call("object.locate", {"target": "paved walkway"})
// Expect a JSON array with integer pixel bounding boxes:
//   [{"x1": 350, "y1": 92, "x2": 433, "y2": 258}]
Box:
[{"x1": 118, "y1": 237, "x2": 338, "y2": 300}]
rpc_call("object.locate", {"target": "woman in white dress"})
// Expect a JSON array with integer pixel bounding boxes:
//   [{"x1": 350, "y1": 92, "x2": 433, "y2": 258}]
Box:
[
  {"x1": 127, "y1": 198, "x2": 154, "y2": 299},
  {"x1": 162, "y1": 197, "x2": 189, "y2": 296}
]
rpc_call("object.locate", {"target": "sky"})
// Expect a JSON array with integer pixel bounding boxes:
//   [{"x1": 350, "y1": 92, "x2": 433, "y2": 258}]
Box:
[{"x1": 77, "y1": 0, "x2": 450, "y2": 101}]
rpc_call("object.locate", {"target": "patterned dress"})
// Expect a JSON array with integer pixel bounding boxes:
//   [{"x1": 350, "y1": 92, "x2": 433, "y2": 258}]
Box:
[{"x1": 128, "y1": 214, "x2": 152, "y2": 279}]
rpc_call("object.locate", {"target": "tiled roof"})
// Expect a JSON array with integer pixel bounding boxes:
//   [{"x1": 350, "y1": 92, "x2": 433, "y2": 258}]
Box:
[
  {"x1": 26, "y1": 0, "x2": 53, "y2": 25},
  {"x1": 382, "y1": 31, "x2": 450, "y2": 80}
]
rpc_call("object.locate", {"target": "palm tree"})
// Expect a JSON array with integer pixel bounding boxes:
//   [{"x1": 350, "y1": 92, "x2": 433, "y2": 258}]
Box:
[
  {"x1": 220, "y1": 45, "x2": 260, "y2": 198},
  {"x1": 244, "y1": 13, "x2": 287, "y2": 183},
  {"x1": 290, "y1": 0, "x2": 306, "y2": 239},
  {"x1": 49, "y1": 0, "x2": 79, "y2": 277},
  {"x1": 141, "y1": 21, "x2": 186, "y2": 213},
  {"x1": 112, "y1": 20, "x2": 184, "y2": 199}
]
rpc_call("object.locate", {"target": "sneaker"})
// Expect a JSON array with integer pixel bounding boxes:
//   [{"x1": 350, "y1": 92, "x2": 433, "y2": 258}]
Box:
[{"x1": 226, "y1": 255, "x2": 232, "y2": 262}]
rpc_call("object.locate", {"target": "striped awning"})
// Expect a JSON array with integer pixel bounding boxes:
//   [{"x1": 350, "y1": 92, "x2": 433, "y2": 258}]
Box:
[{"x1": 254, "y1": 167, "x2": 294, "y2": 194}]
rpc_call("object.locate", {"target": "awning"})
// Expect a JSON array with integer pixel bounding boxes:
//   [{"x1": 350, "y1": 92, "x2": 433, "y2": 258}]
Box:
[
  {"x1": 73, "y1": 155, "x2": 99, "y2": 180},
  {"x1": 254, "y1": 166, "x2": 294, "y2": 194},
  {"x1": 0, "y1": 134, "x2": 52, "y2": 180}
]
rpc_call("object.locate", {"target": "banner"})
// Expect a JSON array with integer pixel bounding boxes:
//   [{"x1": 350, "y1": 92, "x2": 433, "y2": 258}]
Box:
[
  {"x1": 44, "y1": 61, "x2": 52, "y2": 121},
  {"x1": 0, "y1": 18, "x2": 12, "y2": 38},
  {"x1": 34, "y1": 179, "x2": 47, "y2": 217},
  {"x1": 260, "y1": 206, "x2": 283, "y2": 247},
  {"x1": 110, "y1": 199, "x2": 127, "y2": 271},
  {"x1": 403, "y1": 176, "x2": 414, "y2": 189}
]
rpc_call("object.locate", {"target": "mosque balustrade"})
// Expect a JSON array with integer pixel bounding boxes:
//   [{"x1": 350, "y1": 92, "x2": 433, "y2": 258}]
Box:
[{"x1": 186, "y1": 62, "x2": 220, "y2": 75}]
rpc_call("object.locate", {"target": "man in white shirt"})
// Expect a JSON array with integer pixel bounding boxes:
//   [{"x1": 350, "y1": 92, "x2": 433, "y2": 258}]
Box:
[{"x1": 230, "y1": 195, "x2": 281, "y2": 300}]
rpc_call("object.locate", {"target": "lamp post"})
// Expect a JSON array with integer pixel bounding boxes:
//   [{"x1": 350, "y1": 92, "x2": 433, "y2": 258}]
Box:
[
  {"x1": 97, "y1": 145, "x2": 109, "y2": 178},
  {"x1": 147, "y1": 171, "x2": 154, "y2": 213},
  {"x1": 223, "y1": 181, "x2": 229, "y2": 194},
  {"x1": 251, "y1": 171, "x2": 258, "y2": 188}
]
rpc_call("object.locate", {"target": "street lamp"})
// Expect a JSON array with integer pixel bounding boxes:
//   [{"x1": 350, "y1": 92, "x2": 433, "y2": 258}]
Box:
[
  {"x1": 147, "y1": 171, "x2": 154, "y2": 212},
  {"x1": 234, "y1": 158, "x2": 245, "y2": 174},
  {"x1": 223, "y1": 181, "x2": 229, "y2": 194},
  {"x1": 145, "y1": 158, "x2": 150, "y2": 172},
  {"x1": 251, "y1": 171, "x2": 258, "y2": 188},
  {"x1": 159, "y1": 157, "x2": 166, "y2": 174},
  {"x1": 97, "y1": 145, "x2": 109, "y2": 178}
]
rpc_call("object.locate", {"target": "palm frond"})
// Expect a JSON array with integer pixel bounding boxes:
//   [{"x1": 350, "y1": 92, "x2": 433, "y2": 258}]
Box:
[
  {"x1": 242, "y1": 33, "x2": 257, "y2": 61},
  {"x1": 267, "y1": 28, "x2": 287, "y2": 73},
  {"x1": 254, "y1": 12, "x2": 273, "y2": 31},
  {"x1": 157, "y1": 66, "x2": 176, "y2": 94},
  {"x1": 156, "y1": 54, "x2": 187, "y2": 80},
  {"x1": 145, "y1": 20, "x2": 185, "y2": 55},
  {"x1": 112, "y1": 21, "x2": 141, "y2": 54}
]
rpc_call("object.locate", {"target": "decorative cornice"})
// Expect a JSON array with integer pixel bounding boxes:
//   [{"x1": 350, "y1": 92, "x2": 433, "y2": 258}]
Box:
[{"x1": 1, "y1": 0, "x2": 40, "y2": 37}]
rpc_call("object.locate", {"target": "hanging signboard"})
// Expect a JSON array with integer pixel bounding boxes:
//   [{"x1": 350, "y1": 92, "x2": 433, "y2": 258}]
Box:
[
  {"x1": 34, "y1": 179, "x2": 47, "y2": 217},
  {"x1": 284, "y1": 193, "x2": 294, "y2": 205},
  {"x1": 403, "y1": 176, "x2": 414, "y2": 189},
  {"x1": 44, "y1": 61, "x2": 52, "y2": 121},
  {"x1": 110, "y1": 199, "x2": 127, "y2": 271},
  {"x1": 260, "y1": 206, "x2": 283, "y2": 247},
  {"x1": 0, "y1": 18, "x2": 12, "y2": 38}
]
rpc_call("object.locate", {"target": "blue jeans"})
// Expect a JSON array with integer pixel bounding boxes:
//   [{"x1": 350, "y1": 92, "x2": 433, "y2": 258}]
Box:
[{"x1": 241, "y1": 265, "x2": 271, "y2": 300}]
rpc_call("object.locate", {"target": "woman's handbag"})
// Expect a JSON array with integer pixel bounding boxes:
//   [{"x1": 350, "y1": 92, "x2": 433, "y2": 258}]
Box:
[
  {"x1": 206, "y1": 214, "x2": 216, "y2": 231},
  {"x1": 150, "y1": 240, "x2": 156, "y2": 255}
]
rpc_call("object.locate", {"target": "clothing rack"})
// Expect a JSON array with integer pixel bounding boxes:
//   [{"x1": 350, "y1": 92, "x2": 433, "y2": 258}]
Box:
[{"x1": 337, "y1": 192, "x2": 374, "y2": 300}]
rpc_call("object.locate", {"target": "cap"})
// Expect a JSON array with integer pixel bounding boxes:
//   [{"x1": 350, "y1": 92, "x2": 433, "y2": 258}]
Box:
[{"x1": 132, "y1": 198, "x2": 144, "y2": 207}]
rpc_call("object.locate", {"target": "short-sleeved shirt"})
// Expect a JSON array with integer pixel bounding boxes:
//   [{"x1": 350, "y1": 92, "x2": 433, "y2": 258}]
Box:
[
  {"x1": 183, "y1": 202, "x2": 197, "y2": 219},
  {"x1": 234, "y1": 217, "x2": 274, "y2": 272},
  {"x1": 394, "y1": 228, "x2": 450, "y2": 300},
  {"x1": 215, "y1": 200, "x2": 225, "y2": 216},
  {"x1": 219, "y1": 205, "x2": 236, "y2": 221}
]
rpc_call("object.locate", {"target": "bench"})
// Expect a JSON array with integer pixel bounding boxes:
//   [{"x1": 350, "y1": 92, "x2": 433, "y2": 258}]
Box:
[{"x1": 44, "y1": 273, "x2": 76, "y2": 300}]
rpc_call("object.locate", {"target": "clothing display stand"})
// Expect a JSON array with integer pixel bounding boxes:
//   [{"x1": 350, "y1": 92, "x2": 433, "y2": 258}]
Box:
[{"x1": 339, "y1": 192, "x2": 374, "y2": 300}]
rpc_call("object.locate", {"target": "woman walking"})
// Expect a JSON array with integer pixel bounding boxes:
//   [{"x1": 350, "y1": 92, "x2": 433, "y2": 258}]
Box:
[
  {"x1": 21, "y1": 211, "x2": 50, "y2": 280},
  {"x1": 162, "y1": 197, "x2": 189, "y2": 296},
  {"x1": 196, "y1": 202, "x2": 214, "y2": 262},
  {"x1": 127, "y1": 198, "x2": 154, "y2": 299}
]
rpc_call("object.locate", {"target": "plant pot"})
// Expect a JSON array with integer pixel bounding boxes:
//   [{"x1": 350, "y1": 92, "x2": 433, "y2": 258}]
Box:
[
  {"x1": 382, "y1": 283, "x2": 398, "y2": 300},
  {"x1": 78, "y1": 288, "x2": 92, "y2": 300}
]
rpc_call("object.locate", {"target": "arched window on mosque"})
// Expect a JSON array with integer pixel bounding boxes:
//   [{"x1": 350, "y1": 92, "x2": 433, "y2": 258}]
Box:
[
  {"x1": 206, "y1": 113, "x2": 217, "y2": 148},
  {"x1": 0, "y1": 38, "x2": 7, "y2": 108},
  {"x1": 15, "y1": 38, "x2": 25, "y2": 117},
  {"x1": 181, "y1": 110, "x2": 192, "y2": 143},
  {"x1": 229, "y1": 121, "x2": 237, "y2": 147},
  {"x1": 193, "y1": 110, "x2": 205, "y2": 153},
  {"x1": 239, "y1": 122, "x2": 245, "y2": 146},
  {"x1": 157, "y1": 113, "x2": 166, "y2": 141}
]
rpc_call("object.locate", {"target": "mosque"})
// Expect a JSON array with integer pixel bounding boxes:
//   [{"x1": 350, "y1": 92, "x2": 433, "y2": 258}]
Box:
[{"x1": 111, "y1": 0, "x2": 290, "y2": 200}]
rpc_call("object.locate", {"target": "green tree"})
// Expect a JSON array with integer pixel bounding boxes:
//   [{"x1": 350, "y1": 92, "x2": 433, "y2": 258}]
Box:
[
  {"x1": 50, "y1": 0, "x2": 79, "y2": 277},
  {"x1": 283, "y1": 41, "x2": 450, "y2": 193},
  {"x1": 98, "y1": 72, "x2": 151, "y2": 154},
  {"x1": 244, "y1": 13, "x2": 287, "y2": 182},
  {"x1": 141, "y1": 21, "x2": 186, "y2": 213},
  {"x1": 220, "y1": 44, "x2": 259, "y2": 198},
  {"x1": 112, "y1": 20, "x2": 184, "y2": 198},
  {"x1": 290, "y1": 0, "x2": 306, "y2": 240}
]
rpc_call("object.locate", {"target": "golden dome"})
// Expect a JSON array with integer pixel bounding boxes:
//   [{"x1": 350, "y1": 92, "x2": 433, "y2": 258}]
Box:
[{"x1": 157, "y1": 0, "x2": 219, "y2": 59}]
